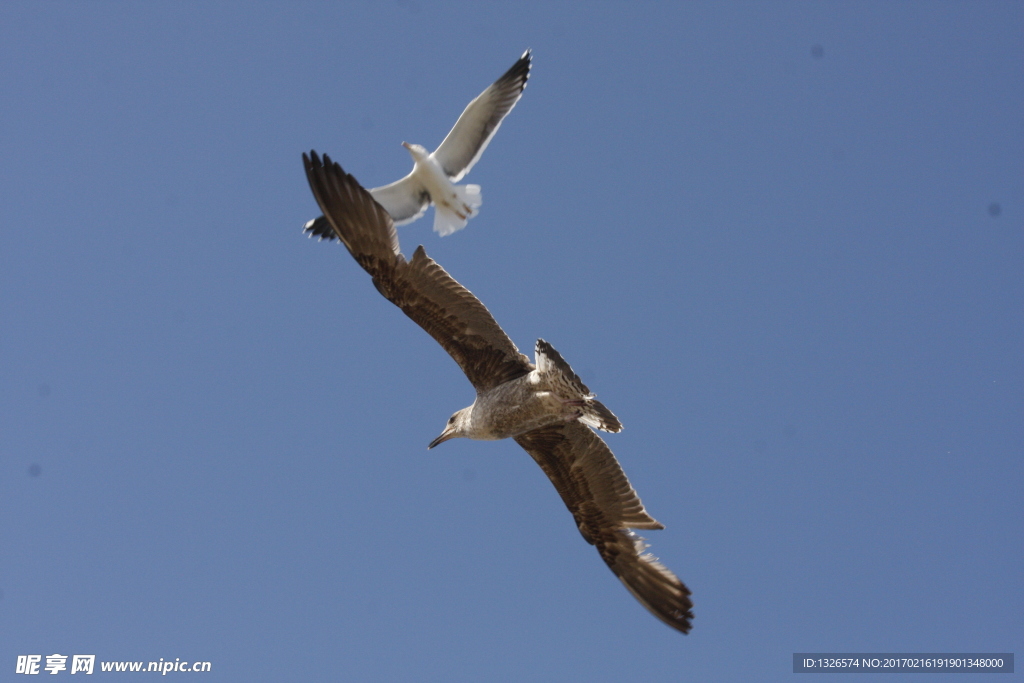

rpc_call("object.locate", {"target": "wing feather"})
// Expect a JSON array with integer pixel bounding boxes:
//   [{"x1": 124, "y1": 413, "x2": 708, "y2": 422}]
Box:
[
  {"x1": 369, "y1": 173, "x2": 430, "y2": 225},
  {"x1": 303, "y1": 151, "x2": 531, "y2": 391},
  {"x1": 303, "y1": 174, "x2": 430, "y2": 243},
  {"x1": 433, "y1": 50, "x2": 532, "y2": 181},
  {"x1": 514, "y1": 422, "x2": 693, "y2": 634},
  {"x1": 303, "y1": 150, "x2": 693, "y2": 634}
]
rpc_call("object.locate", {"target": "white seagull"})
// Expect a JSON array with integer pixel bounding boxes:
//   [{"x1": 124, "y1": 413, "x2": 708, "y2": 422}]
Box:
[
  {"x1": 304, "y1": 49, "x2": 531, "y2": 238},
  {"x1": 302, "y1": 151, "x2": 694, "y2": 635}
]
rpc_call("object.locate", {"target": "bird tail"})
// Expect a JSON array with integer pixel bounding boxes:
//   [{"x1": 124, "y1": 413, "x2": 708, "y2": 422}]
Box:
[
  {"x1": 578, "y1": 398, "x2": 622, "y2": 434},
  {"x1": 535, "y1": 339, "x2": 623, "y2": 433},
  {"x1": 433, "y1": 184, "x2": 482, "y2": 236}
]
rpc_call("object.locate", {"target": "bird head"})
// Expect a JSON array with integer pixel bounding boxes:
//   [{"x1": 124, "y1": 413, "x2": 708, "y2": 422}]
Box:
[
  {"x1": 428, "y1": 407, "x2": 471, "y2": 449},
  {"x1": 402, "y1": 141, "x2": 429, "y2": 162}
]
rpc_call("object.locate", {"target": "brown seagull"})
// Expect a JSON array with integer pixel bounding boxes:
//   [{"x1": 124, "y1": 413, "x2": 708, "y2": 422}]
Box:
[{"x1": 302, "y1": 151, "x2": 693, "y2": 634}]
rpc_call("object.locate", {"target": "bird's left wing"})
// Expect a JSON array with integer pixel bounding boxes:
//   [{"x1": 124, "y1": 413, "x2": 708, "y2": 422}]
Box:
[
  {"x1": 514, "y1": 422, "x2": 694, "y2": 634},
  {"x1": 433, "y1": 50, "x2": 532, "y2": 182},
  {"x1": 303, "y1": 151, "x2": 533, "y2": 392}
]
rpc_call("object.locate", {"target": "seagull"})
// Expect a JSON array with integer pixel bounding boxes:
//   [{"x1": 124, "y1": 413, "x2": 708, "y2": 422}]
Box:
[
  {"x1": 302, "y1": 151, "x2": 694, "y2": 634},
  {"x1": 304, "y1": 49, "x2": 531, "y2": 239}
]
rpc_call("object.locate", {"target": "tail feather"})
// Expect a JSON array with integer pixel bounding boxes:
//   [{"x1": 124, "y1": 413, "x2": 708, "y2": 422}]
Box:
[
  {"x1": 536, "y1": 339, "x2": 622, "y2": 433},
  {"x1": 459, "y1": 183, "x2": 482, "y2": 212},
  {"x1": 433, "y1": 184, "x2": 482, "y2": 237},
  {"x1": 535, "y1": 339, "x2": 591, "y2": 395},
  {"x1": 579, "y1": 398, "x2": 622, "y2": 433}
]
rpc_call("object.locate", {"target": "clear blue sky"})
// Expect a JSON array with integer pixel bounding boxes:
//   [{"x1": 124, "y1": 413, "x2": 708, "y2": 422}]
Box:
[{"x1": 2, "y1": 3, "x2": 1021, "y2": 681}]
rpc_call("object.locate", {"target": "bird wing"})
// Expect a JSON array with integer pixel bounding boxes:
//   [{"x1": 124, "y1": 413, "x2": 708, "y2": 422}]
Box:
[
  {"x1": 432, "y1": 50, "x2": 532, "y2": 182},
  {"x1": 303, "y1": 151, "x2": 532, "y2": 392},
  {"x1": 369, "y1": 173, "x2": 431, "y2": 225},
  {"x1": 303, "y1": 172, "x2": 430, "y2": 242},
  {"x1": 514, "y1": 422, "x2": 694, "y2": 634},
  {"x1": 302, "y1": 214, "x2": 336, "y2": 242}
]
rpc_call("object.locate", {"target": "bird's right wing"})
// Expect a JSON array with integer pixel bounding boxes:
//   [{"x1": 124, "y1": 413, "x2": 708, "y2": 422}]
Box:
[
  {"x1": 303, "y1": 151, "x2": 532, "y2": 392},
  {"x1": 433, "y1": 50, "x2": 532, "y2": 182},
  {"x1": 303, "y1": 172, "x2": 429, "y2": 242},
  {"x1": 369, "y1": 173, "x2": 431, "y2": 225},
  {"x1": 514, "y1": 422, "x2": 694, "y2": 634}
]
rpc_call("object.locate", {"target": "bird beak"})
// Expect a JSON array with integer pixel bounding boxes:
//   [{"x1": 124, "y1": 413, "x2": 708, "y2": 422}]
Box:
[
  {"x1": 401, "y1": 141, "x2": 412, "y2": 151},
  {"x1": 428, "y1": 427, "x2": 457, "y2": 450}
]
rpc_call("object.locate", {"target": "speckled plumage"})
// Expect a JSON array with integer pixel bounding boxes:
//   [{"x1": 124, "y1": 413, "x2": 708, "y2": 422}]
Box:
[
  {"x1": 302, "y1": 151, "x2": 693, "y2": 634},
  {"x1": 450, "y1": 339, "x2": 622, "y2": 442}
]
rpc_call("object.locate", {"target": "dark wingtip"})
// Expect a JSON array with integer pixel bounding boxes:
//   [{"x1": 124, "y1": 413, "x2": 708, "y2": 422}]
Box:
[
  {"x1": 301, "y1": 151, "x2": 342, "y2": 242},
  {"x1": 302, "y1": 215, "x2": 339, "y2": 242},
  {"x1": 498, "y1": 49, "x2": 532, "y2": 90}
]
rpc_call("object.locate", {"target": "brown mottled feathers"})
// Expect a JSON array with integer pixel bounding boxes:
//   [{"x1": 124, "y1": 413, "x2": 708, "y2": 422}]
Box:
[
  {"x1": 535, "y1": 339, "x2": 622, "y2": 433},
  {"x1": 303, "y1": 151, "x2": 532, "y2": 392},
  {"x1": 303, "y1": 151, "x2": 692, "y2": 634},
  {"x1": 515, "y1": 422, "x2": 693, "y2": 633}
]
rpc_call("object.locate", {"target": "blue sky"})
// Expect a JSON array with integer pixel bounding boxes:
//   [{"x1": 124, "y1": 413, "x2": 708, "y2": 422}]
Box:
[{"x1": 1, "y1": 2, "x2": 1021, "y2": 681}]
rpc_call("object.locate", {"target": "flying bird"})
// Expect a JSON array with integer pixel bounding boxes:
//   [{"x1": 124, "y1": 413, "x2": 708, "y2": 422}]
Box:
[
  {"x1": 304, "y1": 49, "x2": 531, "y2": 239},
  {"x1": 302, "y1": 151, "x2": 693, "y2": 634}
]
